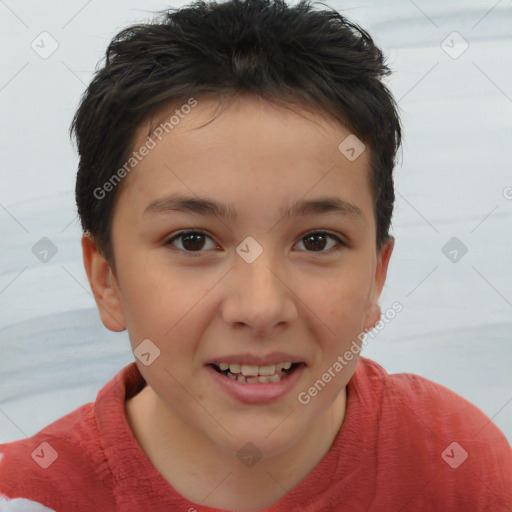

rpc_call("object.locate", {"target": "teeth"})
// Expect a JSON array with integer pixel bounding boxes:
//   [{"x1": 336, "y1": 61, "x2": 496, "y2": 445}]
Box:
[
  {"x1": 241, "y1": 364, "x2": 259, "y2": 376},
  {"x1": 229, "y1": 363, "x2": 241, "y2": 374},
  {"x1": 258, "y1": 364, "x2": 276, "y2": 376},
  {"x1": 219, "y1": 362, "x2": 292, "y2": 376},
  {"x1": 215, "y1": 361, "x2": 296, "y2": 383}
]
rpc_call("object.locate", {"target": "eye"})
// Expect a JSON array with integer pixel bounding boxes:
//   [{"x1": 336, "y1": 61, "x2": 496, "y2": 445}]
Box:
[
  {"x1": 165, "y1": 230, "x2": 218, "y2": 255},
  {"x1": 295, "y1": 231, "x2": 345, "y2": 254},
  {"x1": 165, "y1": 229, "x2": 346, "y2": 256}
]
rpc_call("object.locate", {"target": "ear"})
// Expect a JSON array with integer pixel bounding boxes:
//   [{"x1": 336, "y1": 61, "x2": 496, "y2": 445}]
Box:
[
  {"x1": 81, "y1": 233, "x2": 126, "y2": 332},
  {"x1": 363, "y1": 238, "x2": 394, "y2": 332}
]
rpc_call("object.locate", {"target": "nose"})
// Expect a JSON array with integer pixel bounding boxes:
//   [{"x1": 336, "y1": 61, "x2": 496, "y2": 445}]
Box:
[{"x1": 221, "y1": 253, "x2": 298, "y2": 337}]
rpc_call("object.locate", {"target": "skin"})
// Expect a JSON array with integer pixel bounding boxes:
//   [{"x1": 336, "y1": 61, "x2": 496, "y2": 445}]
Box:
[{"x1": 82, "y1": 92, "x2": 394, "y2": 511}]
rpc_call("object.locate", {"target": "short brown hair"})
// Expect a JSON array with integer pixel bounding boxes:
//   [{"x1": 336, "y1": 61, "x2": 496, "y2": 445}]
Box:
[{"x1": 71, "y1": 0, "x2": 402, "y2": 264}]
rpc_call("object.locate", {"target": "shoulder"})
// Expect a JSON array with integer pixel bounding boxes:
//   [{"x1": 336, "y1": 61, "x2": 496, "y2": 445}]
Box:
[
  {"x1": 353, "y1": 357, "x2": 512, "y2": 508},
  {"x1": 0, "y1": 402, "x2": 114, "y2": 511},
  {"x1": 0, "y1": 364, "x2": 143, "y2": 511},
  {"x1": 356, "y1": 357, "x2": 509, "y2": 441}
]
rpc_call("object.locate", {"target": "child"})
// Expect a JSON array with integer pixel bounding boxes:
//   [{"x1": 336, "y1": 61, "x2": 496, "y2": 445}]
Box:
[{"x1": 1, "y1": 0, "x2": 511, "y2": 510}]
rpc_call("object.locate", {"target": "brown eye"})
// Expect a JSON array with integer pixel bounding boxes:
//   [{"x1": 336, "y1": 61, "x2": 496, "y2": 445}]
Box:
[
  {"x1": 297, "y1": 231, "x2": 344, "y2": 253},
  {"x1": 180, "y1": 232, "x2": 206, "y2": 251},
  {"x1": 166, "y1": 230, "x2": 217, "y2": 254}
]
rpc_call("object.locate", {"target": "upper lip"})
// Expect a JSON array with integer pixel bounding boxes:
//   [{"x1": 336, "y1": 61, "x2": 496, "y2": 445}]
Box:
[{"x1": 206, "y1": 352, "x2": 305, "y2": 366}]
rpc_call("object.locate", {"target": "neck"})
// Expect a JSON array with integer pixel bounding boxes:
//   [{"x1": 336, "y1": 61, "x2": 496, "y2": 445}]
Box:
[{"x1": 125, "y1": 385, "x2": 346, "y2": 511}]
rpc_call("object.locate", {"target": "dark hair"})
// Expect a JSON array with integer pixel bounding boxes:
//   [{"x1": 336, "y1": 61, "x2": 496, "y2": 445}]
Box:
[{"x1": 72, "y1": 0, "x2": 402, "y2": 265}]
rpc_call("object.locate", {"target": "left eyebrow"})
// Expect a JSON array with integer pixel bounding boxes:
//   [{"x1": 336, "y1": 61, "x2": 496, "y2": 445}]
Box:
[
  {"x1": 285, "y1": 197, "x2": 365, "y2": 222},
  {"x1": 143, "y1": 194, "x2": 364, "y2": 222}
]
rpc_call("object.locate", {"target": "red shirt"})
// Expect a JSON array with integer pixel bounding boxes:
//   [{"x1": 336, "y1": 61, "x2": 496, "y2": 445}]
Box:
[{"x1": 1, "y1": 357, "x2": 511, "y2": 511}]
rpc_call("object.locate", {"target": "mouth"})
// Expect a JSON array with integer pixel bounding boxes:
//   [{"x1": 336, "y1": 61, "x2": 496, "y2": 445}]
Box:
[
  {"x1": 206, "y1": 360, "x2": 306, "y2": 404},
  {"x1": 208, "y1": 361, "x2": 302, "y2": 384}
]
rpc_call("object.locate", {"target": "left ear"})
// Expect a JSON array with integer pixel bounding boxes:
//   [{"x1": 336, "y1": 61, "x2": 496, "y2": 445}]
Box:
[{"x1": 363, "y1": 237, "x2": 394, "y2": 332}]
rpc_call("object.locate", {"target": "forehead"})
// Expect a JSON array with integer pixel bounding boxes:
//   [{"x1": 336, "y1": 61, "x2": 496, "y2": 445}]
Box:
[
  {"x1": 116, "y1": 93, "x2": 373, "y2": 220},
  {"x1": 150, "y1": 94, "x2": 362, "y2": 158}
]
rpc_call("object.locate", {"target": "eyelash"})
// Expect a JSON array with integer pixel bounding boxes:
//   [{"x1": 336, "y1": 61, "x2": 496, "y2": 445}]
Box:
[{"x1": 164, "y1": 229, "x2": 346, "y2": 257}]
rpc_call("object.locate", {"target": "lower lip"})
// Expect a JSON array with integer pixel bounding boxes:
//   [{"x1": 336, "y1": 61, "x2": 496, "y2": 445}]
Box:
[{"x1": 206, "y1": 364, "x2": 306, "y2": 404}]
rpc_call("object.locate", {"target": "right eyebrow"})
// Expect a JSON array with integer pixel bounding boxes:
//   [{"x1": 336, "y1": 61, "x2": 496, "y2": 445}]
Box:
[{"x1": 143, "y1": 194, "x2": 238, "y2": 220}]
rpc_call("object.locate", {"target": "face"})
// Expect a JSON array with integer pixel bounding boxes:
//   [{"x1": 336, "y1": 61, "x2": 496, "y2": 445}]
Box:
[{"x1": 83, "y1": 93, "x2": 393, "y2": 457}]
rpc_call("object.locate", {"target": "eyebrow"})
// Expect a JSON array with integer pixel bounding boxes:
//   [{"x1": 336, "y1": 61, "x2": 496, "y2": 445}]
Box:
[{"x1": 143, "y1": 194, "x2": 364, "y2": 222}]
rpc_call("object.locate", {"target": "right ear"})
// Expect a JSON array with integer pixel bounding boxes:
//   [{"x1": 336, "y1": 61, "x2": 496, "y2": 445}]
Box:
[{"x1": 81, "y1": 233, "x2": 126, "y2": 332}]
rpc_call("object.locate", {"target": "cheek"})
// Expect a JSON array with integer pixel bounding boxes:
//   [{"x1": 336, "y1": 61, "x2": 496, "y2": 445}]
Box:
[
  {"x1": 117, "y1": 250, "x2": 198, "y2": 327},
  {"x1": 307, "y1": 283, "x2": 372, "y2": 371},
  {"x1": 320, "y1": 280, "x2": 372, "y2": 327},
  {"x1": 323, "y1": 256, "x2": 374, "y2": 322},
  {"x1": 117, "y1": 257, "x2": 217, "y2": 368}
]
